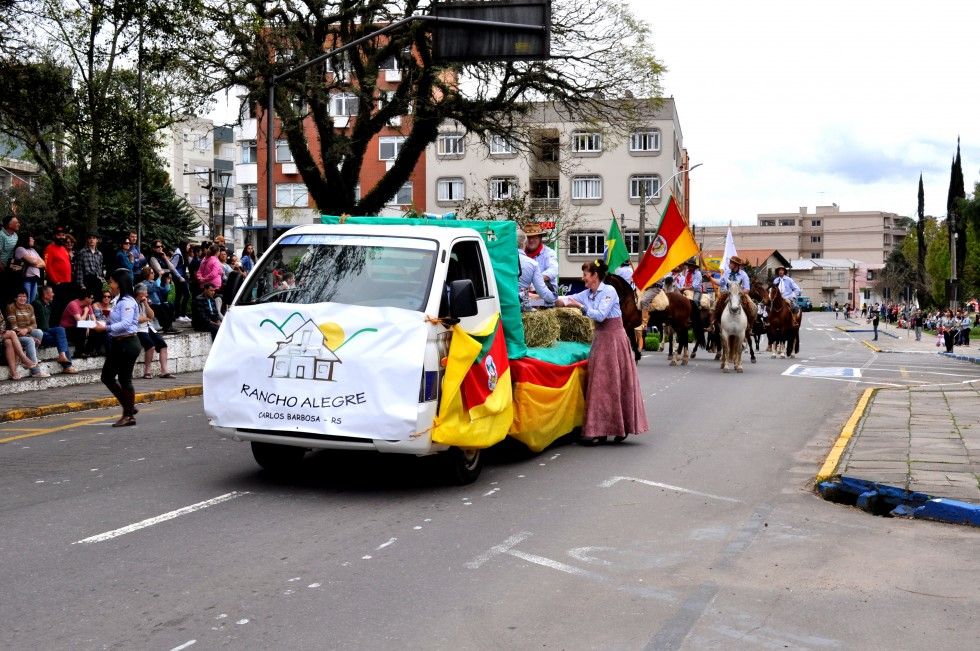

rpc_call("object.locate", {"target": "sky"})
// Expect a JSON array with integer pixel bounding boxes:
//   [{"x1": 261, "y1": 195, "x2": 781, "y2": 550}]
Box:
[{"x1": 631, "y1": 0, "x2": 980, "y2": 225}]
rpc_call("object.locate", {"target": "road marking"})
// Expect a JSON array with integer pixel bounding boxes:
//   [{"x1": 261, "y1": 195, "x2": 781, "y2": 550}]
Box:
[
  {"x1": 465, "y1": 531, "x2": 531, "y2": 569},
  {"x1": 600, "y1": 476, "x2": 740, "y2": 503},
  {"x1": 784, "y1": 366, "x2": 862, "y2": 378},
  {"x1": 73, "y1": 492, "x2": 248, "y2": 544},
  {"x1": 815, "y1": 388, "x2": 876, "y2": 482},
  {"x1": 900, "y1": 366, "x2": 909, "y2": 379},
  {"x1": 0, "y1": 415, "x2": 113, "y2": 444},
  {"x1": 507, "y1": 549, "x2": 601, "y2": 579},
  {"x1": 376, "y1": 537, "x2": 397, "y2": 550},
  {"x1": 170, "y1": 641, "x2": 196, "y2": 651}
]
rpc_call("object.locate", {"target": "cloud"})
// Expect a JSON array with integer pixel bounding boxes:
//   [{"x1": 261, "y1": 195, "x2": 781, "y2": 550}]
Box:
[{"x1": 790, "y1": 131, "x2": 953, "y2": 184}]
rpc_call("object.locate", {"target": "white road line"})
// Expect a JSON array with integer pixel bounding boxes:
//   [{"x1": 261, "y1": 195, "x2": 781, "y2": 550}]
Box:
[
  {"x1": 170, "y1": 640, "x2": 196, "y2": 651},
  {"x1": 465, "y1": 531, "x2": 531, "y2": 569},
  {"x1": 506, "y1": 549, "x2": 602, "y2": 579},
  {"x1": 73, "y1": 492, "x2": 248, "y2": 544},
  {"x1": 600, "y1": 476, "x2": 740, "y2": 503},
  {"x1": 376, "y1": 537, "x2": 397, "y2": 550}
]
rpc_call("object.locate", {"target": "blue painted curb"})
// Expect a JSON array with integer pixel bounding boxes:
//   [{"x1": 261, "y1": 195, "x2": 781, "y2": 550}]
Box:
[
  {"x1": 818, "y1": 476, "x2": 980, "y2": 528},
  {"x1": 940, "y1": 351, "x2": 980, "y2": 365}
]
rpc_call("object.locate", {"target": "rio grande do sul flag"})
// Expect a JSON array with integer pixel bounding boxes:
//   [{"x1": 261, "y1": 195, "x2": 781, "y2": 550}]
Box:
[
  {"x1": 632, "y1": 196, "x2": 699, "y2": 291},
  {"x1": 433, "y1": 314, "x2": 513, "y2": 449}
]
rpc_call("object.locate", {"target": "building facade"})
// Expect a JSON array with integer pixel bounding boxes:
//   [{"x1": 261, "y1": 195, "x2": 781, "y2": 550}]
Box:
[
  {"x1": 698, "y1": 204, "x2": 907, "y2": 269},
  {"x1": 424, "y1": 99, "x2": 688, "y2": 281},
  {"x1": 158, "y1": 118, "x2": 236, "y2": 240}
]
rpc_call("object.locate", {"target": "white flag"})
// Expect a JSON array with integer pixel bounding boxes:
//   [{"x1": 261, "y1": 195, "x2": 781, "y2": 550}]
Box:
[{"x1": 721, "y1": 227, "x2": 738, "y2": 271}]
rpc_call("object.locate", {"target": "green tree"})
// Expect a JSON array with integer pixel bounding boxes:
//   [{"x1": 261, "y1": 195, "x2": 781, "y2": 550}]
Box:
[
  {"x1": 959, "y1": 181, "x2": 980, "y2": 299},
  {"x1": 901, "y1": 214, "x2": 940, "y2": 306},
  {"x1": 0, "y1": 0, "x2": 212, "y2": 232},
  {"x1": 198, "y1": 0, "x2": 664, "y2": 217},
  {"x1": 946, "y1": 139, "x2": 966, "y2": 295},
  {"x1": 925, "y1": 218, "x2": 951, "y2": 304}
]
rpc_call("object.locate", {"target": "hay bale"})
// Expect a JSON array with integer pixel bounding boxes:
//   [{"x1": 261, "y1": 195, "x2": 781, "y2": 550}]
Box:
[
  {"x1": 522, "y1": 309, "x2": 561, "y2": 348},
  {"x1": 553, "y1": 307, "x2": 594, "y2": 344}
]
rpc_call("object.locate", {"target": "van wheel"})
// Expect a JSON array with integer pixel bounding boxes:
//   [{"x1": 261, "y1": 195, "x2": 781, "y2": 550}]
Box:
[
  {"x1": 443, "y1": 448, "x2": 482, "y2": 485},
  {"x1": 251, "y1": 441, "x2": 306, "y2": 474}
]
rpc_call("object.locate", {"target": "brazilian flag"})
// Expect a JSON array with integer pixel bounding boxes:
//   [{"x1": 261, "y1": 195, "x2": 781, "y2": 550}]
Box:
[{"x1": 605, "y1": 216, "x2": 630, "y2": 270}]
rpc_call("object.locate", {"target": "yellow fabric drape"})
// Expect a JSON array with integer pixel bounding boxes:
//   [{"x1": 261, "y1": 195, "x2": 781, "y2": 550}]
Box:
[{"x1": 509, "y1": 367, "x2": 587, "y2": 452}]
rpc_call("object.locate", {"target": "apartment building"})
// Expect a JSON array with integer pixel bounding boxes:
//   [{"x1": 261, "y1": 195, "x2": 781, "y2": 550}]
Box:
[
  {"x1": 158, "y1": 118, "x2": 236, "y2": 239},
  {"x1": 698, "y1": 204, "x2": 907, "y2": 269},
  {"x1": 424, "y1": 99, "x2": 688, "y2": 280},
  {"x1": 237, "y1": 49, "x2": 428, "y2": 251}
]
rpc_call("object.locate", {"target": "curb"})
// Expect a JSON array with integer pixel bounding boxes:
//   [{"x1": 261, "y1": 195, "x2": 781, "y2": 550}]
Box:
[
  {"x1": 818, "y1": 477, "x2": 980, "y2": 527},
  {"x1": 940, "y1": 351, "x2": 980, "y2": 365},
  {"x1": 861, "y1": 340, "x2": 882, "y2": 353},
  {"x1": 815, "y1": 387, "x2": 877, "y2": 483},
  {"x1": 0, "y1": 385, "x2": 203, "y2": 423}
]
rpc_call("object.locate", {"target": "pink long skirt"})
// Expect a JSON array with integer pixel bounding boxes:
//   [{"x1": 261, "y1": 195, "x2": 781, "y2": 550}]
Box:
[{"x1": 582, "y1": 317, "x2": 649, "y2": 439}]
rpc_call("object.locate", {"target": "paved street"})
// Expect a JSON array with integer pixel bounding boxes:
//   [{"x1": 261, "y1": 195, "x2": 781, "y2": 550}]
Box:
[{"x1": 2, "y1": 312, "x2": 978, "y2": 650}]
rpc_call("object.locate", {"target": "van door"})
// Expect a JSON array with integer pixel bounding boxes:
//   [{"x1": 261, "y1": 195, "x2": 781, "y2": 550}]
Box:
[{"x1": 444, "y1": 238, "x2": 496, "y2": 329}]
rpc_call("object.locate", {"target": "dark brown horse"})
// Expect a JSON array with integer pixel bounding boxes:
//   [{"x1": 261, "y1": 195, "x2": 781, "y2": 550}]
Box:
[
  {"x1": 640, "y1": 277, "x2": 703, "y2": 366},
  {"x1": 604, "y1": 273, "x2": 643, "y2": 362},
  {"x1": 766, "y1": 286, "x2": 798, "y2": 358}
]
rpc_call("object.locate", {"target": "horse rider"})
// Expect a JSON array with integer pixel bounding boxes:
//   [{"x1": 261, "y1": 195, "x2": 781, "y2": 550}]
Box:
[
  {"x1": 772, "y1": 265, "x2": 802, "y2": 324},
  {"x1": 523, "y1": 222, "x2": 559, "y2": 294},
  {"x1": 676, "y1": 257, "x2": 702, "y2": 303},
  {"x1": 711, "y1": 255, "x2": 756, "y2": 326},
  {"x1": 516, "y1": 229, "x2": 556, "y2": 310}
]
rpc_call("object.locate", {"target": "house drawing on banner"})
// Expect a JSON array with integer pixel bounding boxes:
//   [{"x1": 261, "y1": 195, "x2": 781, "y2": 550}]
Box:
[{"x1": 269, "y1": 319, "x2": 341, "y2": 381}]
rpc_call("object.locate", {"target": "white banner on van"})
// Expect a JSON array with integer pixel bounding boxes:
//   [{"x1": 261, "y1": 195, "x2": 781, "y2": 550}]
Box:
[{"x1": 203, "y1": 303, "x2": 427, "y2": 440}]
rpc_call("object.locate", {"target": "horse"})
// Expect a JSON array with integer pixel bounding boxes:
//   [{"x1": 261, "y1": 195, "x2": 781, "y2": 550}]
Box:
[
  {"x1": 710, "y1": 284, "x2": 758, "y2": 364},
  {"x1": 603, "y1": 273, "x2": 643, "y2": 362},
  {"x1": 766, "y1": 286, "x2": 798, "y2": 358},
  {"x1": 719, "y1": 280, "x2": 749, "y2": 372},
  {"x1": 639, "y1": 277, "x2": 703, "y2": 366}
]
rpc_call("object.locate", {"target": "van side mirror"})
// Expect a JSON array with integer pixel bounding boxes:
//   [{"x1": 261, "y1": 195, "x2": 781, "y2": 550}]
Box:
[{"x1": 442, "y1": 279, "x2": 478, "y2": 320}]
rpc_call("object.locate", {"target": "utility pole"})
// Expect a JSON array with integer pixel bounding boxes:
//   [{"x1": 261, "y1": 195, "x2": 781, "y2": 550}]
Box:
[
  {"x1": 638, "y1": 186, "x2": 646, "y2": 253},
  {"x1": 182, "y1": 168, "x2": 217, "y2": 239}
]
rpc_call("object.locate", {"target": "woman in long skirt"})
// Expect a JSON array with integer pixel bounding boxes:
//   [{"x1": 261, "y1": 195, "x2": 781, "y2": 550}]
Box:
[{"x1": 556, "y1": 260, "x2": 648, "y2": 444}]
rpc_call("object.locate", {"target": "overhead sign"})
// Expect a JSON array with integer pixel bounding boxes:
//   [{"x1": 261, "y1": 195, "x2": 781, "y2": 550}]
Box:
[{"x1": 432, "y1": 0, "x2": 551, "y2": 62}]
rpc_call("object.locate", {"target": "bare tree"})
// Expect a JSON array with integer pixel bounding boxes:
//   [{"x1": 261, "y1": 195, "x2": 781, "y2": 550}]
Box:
[{"x1": 195, "y1": 0, "x2": 665, "y2": 217}]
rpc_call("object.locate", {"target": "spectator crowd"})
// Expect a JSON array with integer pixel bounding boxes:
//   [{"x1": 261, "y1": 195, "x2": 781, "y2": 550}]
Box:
[{"x1": 0, "y1": 215, "x2": 252, "y2": 381}]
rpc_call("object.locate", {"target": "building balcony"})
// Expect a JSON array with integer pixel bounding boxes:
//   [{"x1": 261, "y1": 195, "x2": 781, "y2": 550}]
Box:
[{"x1": 530, "y1": 197, "x2": 560, "y2": 211}]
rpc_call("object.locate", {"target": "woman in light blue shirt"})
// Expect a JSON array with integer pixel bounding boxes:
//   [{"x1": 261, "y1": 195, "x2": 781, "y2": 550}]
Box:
[
  {"x1": 99, "y1": 268, "x2": 142, "y2": 427},
  {"x1": 556, "y1": 260, "x2": 648, "y2": 445}
]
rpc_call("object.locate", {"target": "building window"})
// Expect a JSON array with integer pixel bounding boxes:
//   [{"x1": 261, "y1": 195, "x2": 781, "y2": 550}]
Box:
[
  {"x1": 242, "y1": 184, "x2": 258, "y2": 209},
  {"x1": 530, "y1": 178, "x2": 559, "y2": 209},
  {"x1": 240, "y1": 140, "x2": 257, "y2": 164},
  {"x1": 437, "y1": 134, "x2": 465, "y2": 156},
  {"x1": 571, "y1": 132, "x2": 602, "y2": 153},
  {"x1": 571, "y1": 175, "x2": 602, "y2": 200},
  {"x1": 810, "y1": 235, "x2": 822, "y2": 243},
  {"x1": 387, "y1": 182, "x2": 413, "y2": 206},
  {"x1": 194, "y1": 135, "x2": 208, "y2": 151},
  {"x1": 275, "y1": 140, "x2": 292, "y2": 162},
  {"x1": 568, "y1": 230, "x2": 605, "y2": 255},
  {"x1": 437, "y1": 177, "x2": 465, "y2": 201},
  {"x1": 379, "y1": 136, "x2": 406, "y2": 161},
  {"x1": 379, "y1": 54, "x2": 400, "y2": 71},
  {"x1": 810, "y1": 251, "x2": 820, "y2": 258},
  {"x1": 539, "y1": 137, "x2": 559, "y2": 162},
  {"x1": 778, "y1": 219, "x2": 796, "y2": 226},
  {"x1": 629, "y1": 130, "x2": 661, "y2": 152},
  {"x1": 811, "y1": 219, "x2": 822, "y2": 227},
  {"x1": 489, "y1": 177, "x2": 517, "y2": 201},
  {"x1": 629, "y1": 175, "x2": 660, "y2": 200},
  {"x1": 760, "y1": 220, "x2": 776, "y2": 226},
  {"x1": 275, "y1": 183, "x2": 308, "y2": 207},
  {"x1": 489, "y1": 135, "x2": 516, "y2": 155},
  {"x1": 329, "y1": 92, "x2": 359, "y2": 117},
  {"x1": 327, "y1": 53, "x2": 352, "y2": 80}
]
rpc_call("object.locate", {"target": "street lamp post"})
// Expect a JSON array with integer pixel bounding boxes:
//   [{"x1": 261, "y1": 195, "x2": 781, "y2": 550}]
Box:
[
  {"x1": 637, "y1": 163, "x2": 702, "y2": 254},
  {"x1": 218, "y1": 171, "x2": 232, "y2": 240}
]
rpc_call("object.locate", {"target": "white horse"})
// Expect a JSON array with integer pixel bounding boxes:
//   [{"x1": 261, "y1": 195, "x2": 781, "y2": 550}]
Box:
[{"x1": 720, "y1": 280, "x2": 748, "y2": 373}]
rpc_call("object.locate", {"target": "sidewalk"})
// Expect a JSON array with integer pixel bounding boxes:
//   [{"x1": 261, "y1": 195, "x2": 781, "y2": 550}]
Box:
[
  {"x1": 835, "y1": 316, "x2": 980, "y2": 363},
  {"x1": 817, "y1": 383, "x2": 980, "y2": 526},
  {"x1": 0, "y1": 371, "x2": 203, "y2": 422}
]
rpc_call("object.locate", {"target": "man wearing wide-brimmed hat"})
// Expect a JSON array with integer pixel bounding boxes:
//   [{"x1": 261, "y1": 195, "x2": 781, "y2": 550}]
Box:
[
  {"x1": 74, "y1": 229, "x2": 105, "y2": 299},
  {"x1": 711, "y1": 254, "x2": 756, "y2": 326},
  {"x1": 676, "y1": 256, "x2": 702, "y2": 296},
  {"x1": 772, "y1": 265, "x2": 801, "y2": 321},
  {"x1": 523, "y1": 222, "x2": 559, "y2": 291}
]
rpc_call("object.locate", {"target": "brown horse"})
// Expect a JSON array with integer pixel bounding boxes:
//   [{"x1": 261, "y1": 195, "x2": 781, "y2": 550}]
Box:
[
  {"x1": 640, "y1": 277, "x2": 703, "y2": 366},
  {"x1": 603, "y1": 273, "x2": 643, "y2": 362},
  {"x1": 766, "y1": 286, "x2": 798, "y2": 358}
]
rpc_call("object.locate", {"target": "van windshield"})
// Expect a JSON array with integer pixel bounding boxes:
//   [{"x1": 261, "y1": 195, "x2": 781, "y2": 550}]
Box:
[{"x1": 236, "y1": 234, "x2": 438, "y2": 311}]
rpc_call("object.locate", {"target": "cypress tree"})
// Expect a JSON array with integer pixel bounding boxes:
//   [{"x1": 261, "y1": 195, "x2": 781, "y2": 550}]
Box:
[{"x1": 917, "y1": 173, "x2": 926, "y2": 287}]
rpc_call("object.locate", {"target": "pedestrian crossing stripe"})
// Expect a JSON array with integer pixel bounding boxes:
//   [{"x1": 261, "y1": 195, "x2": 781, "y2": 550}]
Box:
[{"x1": 783, "y1": 366, "x2": 862, "y2": 378}]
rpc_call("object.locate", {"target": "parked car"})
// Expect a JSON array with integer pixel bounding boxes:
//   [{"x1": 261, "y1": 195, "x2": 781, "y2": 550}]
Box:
[{"x1": 797, "y1": 296, "x2": 813, "y2": 311}]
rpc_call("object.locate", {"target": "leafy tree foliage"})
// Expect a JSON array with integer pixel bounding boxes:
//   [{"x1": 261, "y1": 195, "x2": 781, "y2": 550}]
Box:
[
  {"x1": 0, "y1": 0, "x2": 212, "y2": 233},
  {"x1": 196, "y1": 0, "x2": 664, "y2": 216}
]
